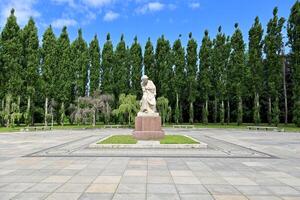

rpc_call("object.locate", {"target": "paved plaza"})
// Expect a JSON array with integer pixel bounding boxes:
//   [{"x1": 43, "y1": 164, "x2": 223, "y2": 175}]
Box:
[{"x1": 0, "y1": 128, "x2": 300, "y2": 200}]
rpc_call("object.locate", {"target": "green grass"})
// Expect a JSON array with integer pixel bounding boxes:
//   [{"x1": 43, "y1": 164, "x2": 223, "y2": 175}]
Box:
[
  {"x1": 160, "y1": 135, "x2": 199, "y2": 144},
  {"x1": 97, "y1": 135, "x2": 198, "y2": 144},
  {"x1": 98, "y1": 135, "x2": 137, "y2": 144}
]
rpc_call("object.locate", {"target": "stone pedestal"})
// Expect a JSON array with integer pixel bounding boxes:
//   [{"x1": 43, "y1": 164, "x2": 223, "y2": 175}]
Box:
[{"x1": 133, "y1": 115, "x2": 165, "y2": 140}]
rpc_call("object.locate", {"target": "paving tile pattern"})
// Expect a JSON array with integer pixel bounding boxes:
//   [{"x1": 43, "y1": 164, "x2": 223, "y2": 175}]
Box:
[{"x1": 0, "y1": 128, "x2": 300, "y2": 199}]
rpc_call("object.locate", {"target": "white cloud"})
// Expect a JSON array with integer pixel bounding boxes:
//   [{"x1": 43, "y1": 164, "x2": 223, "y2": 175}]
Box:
[
  {"x1": 82, "y1": 0, "x2": 114, "y2": 8},
  {"x1": 0, "y1": 0, "x2": 40, "y2": 26},
  {"x1": 189, "y1": 2, "x2": 200, "y2": 9},
  {"x1": 103, "y1": 10, "x2": 119, "y2": 21},
  {"x1": 51, "y1": 18, "x2": 77, "y2": 29},
  {"x1": 136, "y1": 2, "x2": 164, "y2": 14}
]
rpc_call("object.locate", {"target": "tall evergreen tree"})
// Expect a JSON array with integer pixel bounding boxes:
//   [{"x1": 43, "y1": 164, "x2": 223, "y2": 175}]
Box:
[
  {"x1": 144, "y1": 38, "x2": 155, "y2": 82},
  {"x1": 114, "y1": 34, "x2": 129, "y2": 98},
  {"x1": 89, "y1": 34, "x2": 101, "y2": 95},
  {"x1": 1, "y1": 9, "x2": 23, "y2": 98},
  {"x1": 230, "y1": 23, "x2": 246, "y2": 125},
  {"x1": 130, "y1": 36, "x2": 143, "y2": 97},
  {"x1": 56, "y1": 26, "x2": 72, "y2": 125},
  {"x1": 264, "y1": 7, "x2": 285, "y2": 126},
  {"x1": 155, "y1": 35, "x2": 172, "y2": 98},
  {"x1": 172, "y1": 35, "x2": 186, "y2": 124},
  {"x1": 288, "y1": 1, "x2": 300, "y2": 127},
  {"x1": 41, "y1": 25, "x2": 57, "y2": 126},
  {"x1": 199, "y1": 30, "x2": 212, "y2": 124},
  {"x1": 248, "y1": 17, "x2": 264, "y2": 125},
  {"x1": 186, "y1": 32, "x2": 198, "y2": 123},
  {"x1": 101, "y1": 33, "x2": 114, "y2": 94},
  {"x1": 71, "y1": 29, "x2": 88, "y2": 98},
  {"x1": 21, "y1": 17, "x2": 39, "y2": 125}
]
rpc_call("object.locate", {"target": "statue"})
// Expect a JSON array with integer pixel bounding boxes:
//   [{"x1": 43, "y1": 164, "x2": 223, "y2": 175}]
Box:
[
  {"x1": 138, "y1": 75, "x2": 157, "y2": 115},
  {"x1": 133, "y1": 75, "x2": 164, "y2": 139}
]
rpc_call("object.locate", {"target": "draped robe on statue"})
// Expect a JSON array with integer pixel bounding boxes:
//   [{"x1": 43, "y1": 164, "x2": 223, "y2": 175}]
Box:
[{"x1": 140, "y1": 80, "x2": 156, "y2": 113}]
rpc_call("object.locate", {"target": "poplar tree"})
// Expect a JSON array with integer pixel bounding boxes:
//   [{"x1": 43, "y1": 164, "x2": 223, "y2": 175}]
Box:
[
  {"x1": 89, "y1": 34, "x2": 101, "y2": 95},
  {"x1": 288, "y1": 1, "x2": 300, "y2": 127},
  {"x1": 248, "y1": 17, "x2": 264, "y2": 125},
  {"x1": 199, "y1": 30, "x2": 212, "y2": 124},
  {"x1": 1, "y1": 9, "x2": 23, "y2": 98},
  {"x1": 56, "y1": 26, "x2": 72, "y2": 125},
  {"x1": 230, "y1": 23, "x2": 246, "y2": 125},
  {"x1": 114, "y1": 34, "x2": 129, "y2": 98},
  {"x1": 71, "y1": 29, "x2": 89, "y2": 98},
  {"x1": 186, "y1": 32, "x2": 198, "y2": 123},
  {"x1": 264, "y1": 7, "x2": 285, "y2": 126},
  {"x1": 172, "y1": 35, "x2": 185, "y2": 124},
  {"x1": 130, "y1": 36, "x2": 143, "y2": 97},
  {"x1": 144, "y1": 38, "x2": 156, "y2": 81},
  {"x1": 101, "y1": 33, "x2": 114, "y2": 94},
  {"x1": 41, "y1": 26, "x2": 57, "y2": 126},
  {"x1": 21, "y1": 17, "x2": 39, "y2": 125},
  {"x1": 155, "y1": 35, "x2": 172, "y2": 98},
  {"x1": 211, "y1": 27, "x2": 227, "y2": 123}
]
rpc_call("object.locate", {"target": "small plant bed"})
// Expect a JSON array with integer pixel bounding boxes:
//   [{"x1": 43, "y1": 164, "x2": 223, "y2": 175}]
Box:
[
  {"x1": 97, "y1": 135, "x2": 199, "y2": 144},
  {"x1": 98, "y1": 135, "x2": 137, "y2": 144},
  {"x1": 160, "y1": 135, "x2": 199, "y2": 144}
]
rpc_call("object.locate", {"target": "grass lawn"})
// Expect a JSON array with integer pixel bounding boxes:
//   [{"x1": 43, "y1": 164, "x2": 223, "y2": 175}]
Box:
[
  {"x1": 98, "y1": 135, "x2": 137, "y2": 144},
  {"x1": 160, "y1": 135, "x2": 199, "y2": 144},
  {"x1": 97, "y1": 135, "x2": 199, "y2": 144}
]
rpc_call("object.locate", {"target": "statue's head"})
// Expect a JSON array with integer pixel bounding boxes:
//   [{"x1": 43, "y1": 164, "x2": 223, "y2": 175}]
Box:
[{"x1": 141, "y1": 75, "x2": 148, "y2": 84}]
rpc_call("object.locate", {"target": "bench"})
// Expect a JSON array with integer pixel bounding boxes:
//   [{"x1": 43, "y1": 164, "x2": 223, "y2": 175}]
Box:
[
  {"x1": 247, "y1": 126, "x2": 284, "y2": 132},
  {"x1": 21, "y1": 126, "x2": 53, "y2": 132},
  {"x1": 103, "y1": 125, "x2": 129, "y2": 128},
  {"x1": 173, "y1": 125, "x2": 195, "y2": 129}
]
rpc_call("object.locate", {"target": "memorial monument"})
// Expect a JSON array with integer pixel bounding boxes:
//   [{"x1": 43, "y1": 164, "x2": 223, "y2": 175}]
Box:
[{"x1": 133, "y1": 75, "x2": 165, "y2": 140}]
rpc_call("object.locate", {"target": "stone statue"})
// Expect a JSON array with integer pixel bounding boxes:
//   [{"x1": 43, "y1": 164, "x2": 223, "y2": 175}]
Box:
[{"x1": 138, "y1": 75, "x2": 157, "y2": 115}]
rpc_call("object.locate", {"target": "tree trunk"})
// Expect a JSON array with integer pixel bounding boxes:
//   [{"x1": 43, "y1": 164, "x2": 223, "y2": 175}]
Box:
[
  {"x1": 283, "y1": 55, "x2": 288, "y2": 124},
  {"x1": 26, "y1": 96, "x2": 31, "y2": 126},
  {"x1": 213, "y1": 98, "x2": 218, "y2": 123},
  {"x1": 44, "y1": 97, "x2": 48, "y2": 127},
  {"x1": 268, "y1": 97, "x2": 272, "y2": 125},
  {"x1": 189, "y1": 102, "x2": 194, "y2": 124},
  {"x1": 220, "y1": 100, "x2": 224, "y2": 125},
  {"x1": 93, "y1": 109, "x2": 96, "y2": 127},
  {"x1": 175, "y1": 93, "x2": 179, "y2": 124},
  {"x1": 227, "y1": 100, "x2": 230, "y2": 124},
  {"x1": 61, "y1": 102, "x2": 65, "y2": 126}
]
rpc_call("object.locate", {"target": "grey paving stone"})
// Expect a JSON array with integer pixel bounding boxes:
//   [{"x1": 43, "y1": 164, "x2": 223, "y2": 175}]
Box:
[
  {"x1": 147, "y1": 193, "x2": 180, "y2": 200},
  {"x1": 180, "y1": 194, "x2": 214, "y2": 200},
  {"x1": 56, "y1": 183, "x2": 89, "y2": 193},
  {"x1": 113, "y1": 193, "x2": 146, "y2": 200},
  {"x1": 176, "y1": 184, "x2": 209, "y2": 194},
  {"x1": 25, "y1": 183, "x2": 63, "y2": 193},
  {"x1": 79, "y1": 193, "x2": 113, "y2": 200},
  {"x1": 147, "y1": 183, "x2": 177, "y2": 194},
  {"x1": 12, "y1": 192, "x2": 49, "y2": 200},
  {"x1": 45, "y1": 192, "x2": 82, "y2": 200},
  {"x1": 267, "y1": 186, "x2": 300, "y2": 195},
  {"x1": 205, "y1": 184, "x2": 242, "y2": 195},
  {"x1": 116, "y1": 183, "x2": 146, "y2": 194}
]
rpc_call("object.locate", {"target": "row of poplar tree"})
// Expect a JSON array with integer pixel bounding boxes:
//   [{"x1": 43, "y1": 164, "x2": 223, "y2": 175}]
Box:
[{"x1": 1, "y1": 2, "x2": 300, "y2": 127}]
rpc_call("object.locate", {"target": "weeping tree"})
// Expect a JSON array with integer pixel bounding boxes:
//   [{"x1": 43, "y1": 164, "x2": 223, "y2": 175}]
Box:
[
  {"x1": 112, "y1": 94, "x2": 139, "y2": 125},
  {"x1": 157, "y1": 96, "x2": 169, "y2": 125}
]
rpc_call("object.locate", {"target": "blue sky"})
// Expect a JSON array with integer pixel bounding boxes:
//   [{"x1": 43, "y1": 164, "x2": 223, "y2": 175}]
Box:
[{"x1": 0, "y1": 0, "x2": 295, "y2": 49}]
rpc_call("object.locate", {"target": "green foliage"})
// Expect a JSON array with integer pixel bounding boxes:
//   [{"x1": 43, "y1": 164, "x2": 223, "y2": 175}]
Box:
[
  {"x1": 249, "y1": 17, "x2": 263, "y2": 125},
  {"x1": 157, "y1": 96, "x2": 169, "y2": 125},
  {"x1": 1, "y1": 9, "x2": 23, "y2": 97},
  {"x1": 101, "y1": 33, "x2": 114, "y2": 94},
  {"x1": 113, "y1": 94, "x2": 139, "y2": 125},
  {"x1": 71, "y1": 29, "x2": 89, "y2": 97},
  {"x1": 144, "y1": 38, "x2": 156, "y2": 83},
  {"x1": 98, "y1": 135, "x2": 137, "y2": 144},
  {"x1": 89, "y1": 35, "x2": 101, "y2": 94},
  {"x1": 130, "y1": 36, "x2": 143, "y2": 97},
  {"x1": 264, "y1": 7, "x2": 285, "y2": 125},
  {"x1": 186, "y1": 33, "x2": 198, "y2": 123},
  {"x1": 160, "y1": 135, "x2": 199, "y2": 144},
  {"x1": 288, "y1": 1, "x2": 300, "y2": 127}
]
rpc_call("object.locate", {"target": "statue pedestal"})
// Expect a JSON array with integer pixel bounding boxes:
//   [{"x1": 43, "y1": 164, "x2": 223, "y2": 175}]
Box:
[{"x1": 133, "y1": 115, "x2": 165, "y2": 140}]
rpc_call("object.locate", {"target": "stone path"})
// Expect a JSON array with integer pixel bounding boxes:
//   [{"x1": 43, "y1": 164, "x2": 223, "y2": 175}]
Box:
[{"x1": 0, "y1": 128, "x2": 300, "y2": 199}]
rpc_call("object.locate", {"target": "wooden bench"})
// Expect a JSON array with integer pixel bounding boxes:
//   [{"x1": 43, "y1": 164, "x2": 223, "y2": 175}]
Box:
[
  {"x1": 21, "y1": 126, "x2": 53, "y2": 132},
  {"x1": 103, "y1": 125, "x2": 129, "y2": 128},
  {"x1": 173, "y1": 125, "x2": 195, "y2": 129},
  {"x1": 247, "y1": 126, "x2": 284, "y2": 132}
]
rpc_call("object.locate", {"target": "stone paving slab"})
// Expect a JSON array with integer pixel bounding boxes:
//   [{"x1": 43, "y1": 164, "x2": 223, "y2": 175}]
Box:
[{"x1": 0, "y1": 128, "x2": 300, "y2": 199}]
